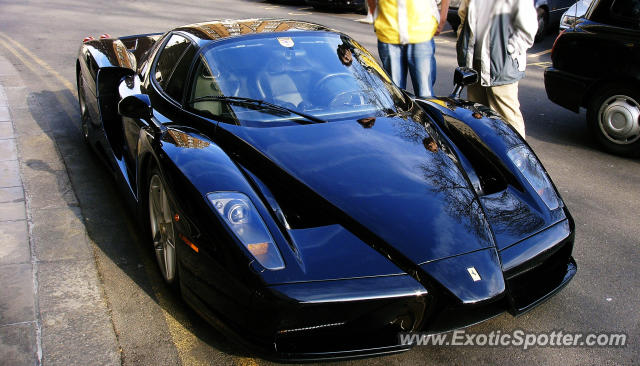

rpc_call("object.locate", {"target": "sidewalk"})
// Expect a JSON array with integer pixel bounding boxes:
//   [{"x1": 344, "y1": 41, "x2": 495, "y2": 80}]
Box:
[{"x1": 0, "y1": 56, "x2": 120, "y2": 365}]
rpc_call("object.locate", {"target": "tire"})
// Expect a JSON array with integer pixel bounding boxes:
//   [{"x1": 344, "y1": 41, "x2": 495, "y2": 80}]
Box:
[
  {"x1": 146, "y1": 167, "x2": 181, "y2": 287},
  {"x1": 535, "y1": 7, "x2": 548, "y2": 43},
  {"x1": 77, "y1": 74, "x2": 90, "y2": 144},
  {"x1": 587, "y1": 85, "x2": 640, "y2": 157}
]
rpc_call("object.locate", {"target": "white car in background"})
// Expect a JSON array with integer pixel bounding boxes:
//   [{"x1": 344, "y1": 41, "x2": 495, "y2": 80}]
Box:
[{"x1": 559, "y1": 0, "x2": 594, "y2": 29}]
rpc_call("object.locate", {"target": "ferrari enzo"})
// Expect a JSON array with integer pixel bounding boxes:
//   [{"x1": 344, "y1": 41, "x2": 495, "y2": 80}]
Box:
[{"x1": 76, "y1": 19, "x2": 576, "y2": 360}]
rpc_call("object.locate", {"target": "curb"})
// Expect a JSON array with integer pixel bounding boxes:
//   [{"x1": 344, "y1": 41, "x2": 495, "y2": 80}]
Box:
[{"x1": 0, "y1": 55, "x2": 120, "y2": 366}]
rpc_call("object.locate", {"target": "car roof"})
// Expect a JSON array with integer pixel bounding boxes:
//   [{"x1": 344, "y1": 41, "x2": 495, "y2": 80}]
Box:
[{"x1": 174, "y1": 18, "x2": 335, "y2": 45}]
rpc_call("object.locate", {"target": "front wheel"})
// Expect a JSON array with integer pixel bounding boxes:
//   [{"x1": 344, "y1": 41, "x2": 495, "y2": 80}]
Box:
[
  {"x1": 587, "y1": 85, "x2": 640, "y2": 157},
  {"x1": 77, "y1": 74, "x2": 90, "y2": 143},
  {"x1": 147, "y1": 169, "x2": 179, "y2": 284}
]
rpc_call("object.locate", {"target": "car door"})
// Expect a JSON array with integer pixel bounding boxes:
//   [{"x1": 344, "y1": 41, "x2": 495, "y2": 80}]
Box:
[{"x1": 120, "y1": 33, "x2": 197, "y2": 193}]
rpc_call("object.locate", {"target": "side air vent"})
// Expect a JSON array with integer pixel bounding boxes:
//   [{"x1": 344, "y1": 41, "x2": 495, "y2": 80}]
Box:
[
  {"x1": 441, "y1": 116, "x2": 514, "y2": 195},
  {"x1": 239, "y1": 165, "x2": 336, "y2": 230}
]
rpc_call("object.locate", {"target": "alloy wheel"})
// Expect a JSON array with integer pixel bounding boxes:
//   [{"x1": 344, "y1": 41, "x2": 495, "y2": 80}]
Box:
[
  {"x1": 148, "y1": 174, "x2": 177, "y2": 283},
  {"x1": 78, "y1": 76, "x2": 90, "y2": 142}
]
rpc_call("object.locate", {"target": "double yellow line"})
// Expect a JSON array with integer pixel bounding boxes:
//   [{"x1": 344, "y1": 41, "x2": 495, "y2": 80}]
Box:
[
  {"x1": 0, "y1": 31, "x2": 78, "y2": 132},
  {"x1": 0, "y1": 32, "x2": 260, "y2": 366}
]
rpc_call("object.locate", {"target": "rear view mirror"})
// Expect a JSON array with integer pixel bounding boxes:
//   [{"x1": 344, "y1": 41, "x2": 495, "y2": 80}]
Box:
[
  {"x1": 118, "y1": 94, "x2": 153, "y2": 120},
  {"x1": 450, "y1": 67, "x2": 479, "y2": 99}
]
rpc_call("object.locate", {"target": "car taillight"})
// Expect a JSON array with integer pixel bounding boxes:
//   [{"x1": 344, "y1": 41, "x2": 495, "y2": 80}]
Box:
[
  {"x1": 99, "y1": 33, "x2": 111, "y2": 39},
  {"x1": 82, "y1": 36, "x2": 95, "y2": 43}
]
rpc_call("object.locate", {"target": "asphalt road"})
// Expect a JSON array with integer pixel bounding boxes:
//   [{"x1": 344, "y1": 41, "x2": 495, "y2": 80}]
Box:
[{"x1": 0, "y1": 0, "x2": 637, "y2": 365}]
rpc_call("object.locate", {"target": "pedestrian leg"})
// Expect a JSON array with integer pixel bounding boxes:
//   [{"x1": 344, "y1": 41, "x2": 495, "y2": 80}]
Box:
[{"x1": 486, "y1": 82, "x2": 526, "y2": 138}]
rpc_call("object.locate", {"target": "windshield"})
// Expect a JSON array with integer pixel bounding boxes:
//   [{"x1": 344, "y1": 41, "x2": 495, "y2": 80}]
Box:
[{"x1": 190, "y1": 32, "x2": 408, "y2": 125}]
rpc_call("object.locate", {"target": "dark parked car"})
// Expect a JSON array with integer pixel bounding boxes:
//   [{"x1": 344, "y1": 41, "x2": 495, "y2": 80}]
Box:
[
  {"x1": 76, "y1": 19, "x2": 576, "y2": 360},
  {"x1": 448, "y1": 0, "x2": 577, "y2": 41},
  {"x1": 304, "y1": 0, "x2": 367, "y2": 13},
  {"x1": 447, "y1": 0, "x2": 463, "y2": 31},
  {"x1": 545, "y1": 0, "x2": 640, "y2": 157}
]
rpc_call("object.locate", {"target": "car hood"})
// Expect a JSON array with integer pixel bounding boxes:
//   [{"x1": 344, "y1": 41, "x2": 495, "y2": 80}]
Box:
[{"x1": 221, "y1": 115, "x2": 495, "y2": 265}]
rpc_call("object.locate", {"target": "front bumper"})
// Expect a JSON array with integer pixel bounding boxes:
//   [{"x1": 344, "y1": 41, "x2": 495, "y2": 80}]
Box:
[
  {"x1": 182, "y1": 220, "x2": 576, "y2": 361},
  {"x1": 501, "y1": 219, "x2": 577, "y2": 313}
]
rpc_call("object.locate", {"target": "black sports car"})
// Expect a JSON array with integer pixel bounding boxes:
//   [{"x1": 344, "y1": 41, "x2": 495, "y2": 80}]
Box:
[{"x1": 76, "y1": 19, "x2": 576, "y2": 361}]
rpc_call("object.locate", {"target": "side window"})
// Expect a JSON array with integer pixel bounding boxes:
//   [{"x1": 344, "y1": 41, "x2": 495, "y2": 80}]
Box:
[
  {"x1": 610, "y1": 0, "x2": 640, "y2": 27},
  {"x1": 188, "y1": 57, "x2": 230, "y2": 118},
  {"x1": 154, "y1": 34, "x2": 191, "y2": 96},
  {"x1": 165, "y1": 45, "x2": 197, "y2": 102},
  {"x1": 592, "y1": 0, "x2": 640, "y2": 28}
]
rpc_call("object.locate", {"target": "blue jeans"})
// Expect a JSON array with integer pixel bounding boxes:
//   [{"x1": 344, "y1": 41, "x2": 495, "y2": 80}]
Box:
[{"x1": 377, "y1": 39, "x2": 436, "y2": 97}]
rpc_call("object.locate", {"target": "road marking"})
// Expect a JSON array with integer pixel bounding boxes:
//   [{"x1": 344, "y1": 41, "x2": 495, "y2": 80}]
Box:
[
  {"x1": 439, "y1": 29, "x2": 454, "y2": 34},
  {"x1": 355, "y1": 17, "x2": 373, "y2": 23},
  {"x1": 527, "y1": 61, "x2": 552, "y2": 68},
  {"x1": 118, "y1": 219, "x2": 212, "y2": 366},
  {"x1": 235, "y1": 357, "x2": 260, "y2": 366},
  {"x1": 529, "y1": 49, "x2": 552, "y2": 58},
  {"x1": 0, "y1": 32, "x2": 76, "y2": 94},
  {"x1": 0, "y1": 33, "x2": 261, "y2": 366},
  {"x1": 288, "y1": 11, "x2": 312, "y2": 15},
  {"x1": 0, "y1": 36, "x2": 78, "y2": 132}
]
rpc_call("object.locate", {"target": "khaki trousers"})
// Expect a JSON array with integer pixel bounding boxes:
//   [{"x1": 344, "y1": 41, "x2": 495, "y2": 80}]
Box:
[{"x1": 466, "y1": 81, "x2": 526, "y2": 139}]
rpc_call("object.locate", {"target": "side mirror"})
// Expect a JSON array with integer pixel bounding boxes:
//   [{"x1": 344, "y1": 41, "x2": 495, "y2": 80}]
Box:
[
  {"x1": 450, "y1": 67, "x2": 479, "y2": 99},
  {"x1": 118, "y1": 94, "x2": 153, "y2": 120}
]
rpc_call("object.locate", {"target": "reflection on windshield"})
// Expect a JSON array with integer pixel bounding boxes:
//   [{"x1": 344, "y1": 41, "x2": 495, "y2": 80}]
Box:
[{"x1": 191, "y1": 32, "x2": 407, "y2": 124}]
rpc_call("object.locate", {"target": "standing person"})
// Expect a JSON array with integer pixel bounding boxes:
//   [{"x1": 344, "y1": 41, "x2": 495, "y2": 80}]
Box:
[
  {"x1": 367, "y1": 0, "x2": 449, "y2": 98},
  {"x1": 456, "y1": 0, "x2": 537, "y2": 138}
]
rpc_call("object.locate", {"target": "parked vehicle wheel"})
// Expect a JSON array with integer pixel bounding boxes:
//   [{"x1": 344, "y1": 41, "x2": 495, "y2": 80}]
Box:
[
  {"x1": 535, "y1": 7, "x2": 548, "y2": 42},
  {"x1": 147, "y1": 168, "x2": 180, "y2": 285},
  {"x1": 77, "y1": 74, "x2": 90, "y2": 143},
  {"x1": 587, "y1": 85, "x2": 640, "y2": 157}
]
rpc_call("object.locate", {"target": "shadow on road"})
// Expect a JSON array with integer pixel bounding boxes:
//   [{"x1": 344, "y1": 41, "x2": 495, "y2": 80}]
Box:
[{"x1": 26, "y1": 88, "x2": 253, "y2": 360}]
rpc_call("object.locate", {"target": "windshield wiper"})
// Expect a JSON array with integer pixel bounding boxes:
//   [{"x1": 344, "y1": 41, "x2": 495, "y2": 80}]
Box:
[{"x1": 188, "y1": 95, "x2": 326, "y2": 124}]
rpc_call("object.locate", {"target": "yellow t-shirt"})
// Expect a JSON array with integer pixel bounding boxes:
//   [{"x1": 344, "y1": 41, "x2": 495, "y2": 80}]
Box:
[{"x1": 374, "y1": 0, "x2": 439, "y2": 44}]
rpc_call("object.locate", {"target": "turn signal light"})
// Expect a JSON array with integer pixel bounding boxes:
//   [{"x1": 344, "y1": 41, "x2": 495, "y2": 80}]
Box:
[
  {"x1": 179, "y1": 234, "x2": 199, "y2": 253},
  {"x1": 247, "y1": 242, "x2": 269, "y2": 256}
]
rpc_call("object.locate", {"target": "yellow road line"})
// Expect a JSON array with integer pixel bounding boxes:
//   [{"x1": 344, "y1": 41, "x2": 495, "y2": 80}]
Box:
[
  {"x1": 0, "y1": 37, "x2": 78, "y2": 131},
  {"x1": 528, "y1": 49, "x2": 552, "y2": 58},
  {"x1": 0, "y1": 32, "x2": 76, "y2": 94},
  {"x1": 0, "y1": 33, "x2": 260, "y2": 366},
  {"x1": 527, "y1": 61, "x2": 552, "y2": 69},
  {"x1": 235, "y1": 357, "x2": 260, "y2": 366}
]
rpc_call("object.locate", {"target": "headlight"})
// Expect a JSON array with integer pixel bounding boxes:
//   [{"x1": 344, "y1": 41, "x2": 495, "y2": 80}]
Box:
[
  {"x1": 507, "y1": 145, "x2": 560, "y2": 210},
  {"x1": 208, "y1": 192, "x2": 285, "y2": 270},
  {"x1": 560, "y1": 15, "x2": 576, "y2": 28}
]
